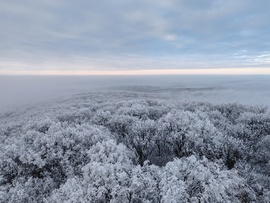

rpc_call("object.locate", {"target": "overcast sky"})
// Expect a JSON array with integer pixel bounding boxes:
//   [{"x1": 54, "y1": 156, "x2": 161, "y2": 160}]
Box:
[{"x1": 1, "y1": 0, "x2": 270, "y2": 75}]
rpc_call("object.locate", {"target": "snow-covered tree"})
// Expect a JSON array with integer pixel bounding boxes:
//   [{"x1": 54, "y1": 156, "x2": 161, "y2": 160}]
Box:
[{"x1": 1, "y1": 92, "x2": 269, "y2": 202}]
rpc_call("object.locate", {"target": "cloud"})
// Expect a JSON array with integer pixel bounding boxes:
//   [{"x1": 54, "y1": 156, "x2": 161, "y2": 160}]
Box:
[{"x1": 0, "y1": 0, "x2": 270, "y2": 73}]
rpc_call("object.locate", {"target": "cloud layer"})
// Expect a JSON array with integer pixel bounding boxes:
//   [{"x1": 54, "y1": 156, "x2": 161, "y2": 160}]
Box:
[{"x1": 0, "y1": 0, "x2": 270, "y2": 73}]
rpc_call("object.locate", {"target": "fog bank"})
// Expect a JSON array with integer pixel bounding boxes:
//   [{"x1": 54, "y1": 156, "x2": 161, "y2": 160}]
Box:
[{"x1": 1, "y1": 75, "x2": 270, "y2": 113}]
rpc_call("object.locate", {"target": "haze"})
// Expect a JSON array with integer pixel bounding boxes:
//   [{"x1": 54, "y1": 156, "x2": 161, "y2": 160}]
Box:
[
  {"x1": 1, "y1": 75, "x2": 270, "y2": 114},
  {"x1": 1, "y1": 1, "x2": 270, "y2": 112}
]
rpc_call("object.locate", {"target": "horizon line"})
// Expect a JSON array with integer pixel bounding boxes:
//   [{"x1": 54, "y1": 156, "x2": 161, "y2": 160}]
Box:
[{"x1": 1, "y1": 68, "x2": 270, "y2": 75}]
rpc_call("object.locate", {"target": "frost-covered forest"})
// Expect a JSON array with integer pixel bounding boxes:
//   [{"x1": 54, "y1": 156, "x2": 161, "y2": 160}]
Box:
[{"x1": 0, "y1": 91, "x2": 270, "y2": 202}]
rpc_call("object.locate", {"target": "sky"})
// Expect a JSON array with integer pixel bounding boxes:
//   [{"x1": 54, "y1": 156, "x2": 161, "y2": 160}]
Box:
[{"x1": 0, "y1": 0, "x2": 270, "y2": 75}]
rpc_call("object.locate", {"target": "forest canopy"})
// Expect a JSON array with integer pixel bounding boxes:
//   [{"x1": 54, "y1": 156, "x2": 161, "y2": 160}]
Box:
[{"x1": 0, "y1": 92, "x2": 269, "y2": 202}]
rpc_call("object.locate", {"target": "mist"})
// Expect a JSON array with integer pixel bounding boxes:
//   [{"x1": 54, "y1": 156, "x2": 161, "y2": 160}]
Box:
[{"x1": 1, "y1": 75, "x2": 270, "y2": 114}]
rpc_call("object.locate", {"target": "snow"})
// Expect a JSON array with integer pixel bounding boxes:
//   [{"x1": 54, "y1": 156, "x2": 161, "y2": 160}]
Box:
[{"x1": 0, "y1": 76, "x2": 270, "y2": 202}]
